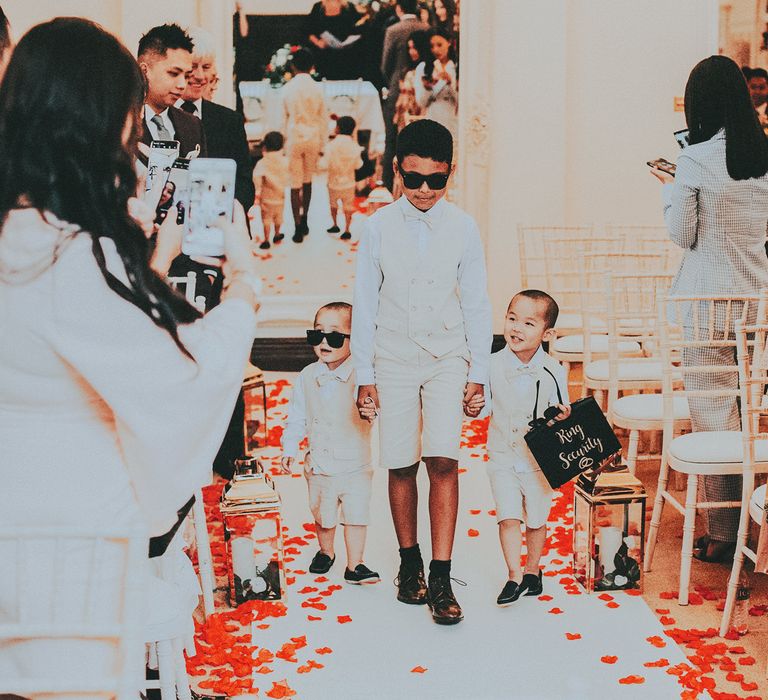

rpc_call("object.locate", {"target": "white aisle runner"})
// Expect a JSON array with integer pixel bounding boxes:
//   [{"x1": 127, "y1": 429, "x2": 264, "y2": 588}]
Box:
[{"x1": 237, "y1": 374, "x2": 690, "y2": 700}]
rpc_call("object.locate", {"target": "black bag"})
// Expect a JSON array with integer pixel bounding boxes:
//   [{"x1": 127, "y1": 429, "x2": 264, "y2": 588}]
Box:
[{"x1": 523, "y1": 368, "x2": 622, "y2": 489}]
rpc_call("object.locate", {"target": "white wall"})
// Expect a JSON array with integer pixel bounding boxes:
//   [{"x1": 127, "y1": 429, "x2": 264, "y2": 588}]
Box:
[{"x1": 458, "y1": 0, "x2": 719, "y2": 330}]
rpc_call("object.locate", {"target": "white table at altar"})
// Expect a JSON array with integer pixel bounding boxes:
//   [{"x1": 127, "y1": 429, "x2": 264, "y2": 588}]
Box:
[{"x1": 239, "y1": 79, "x2": 385, "y2": 153}]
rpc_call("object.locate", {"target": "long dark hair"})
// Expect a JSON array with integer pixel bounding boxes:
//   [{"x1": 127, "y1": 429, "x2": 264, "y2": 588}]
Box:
[
  {"x1": 408, "y1": 30, "x2": 431, "y2": 70},
  {"x1": 0, "y1": 18, "x2": 200, "y2": 354},
  {"x1": 424, "y1": 27, "x2": 455, "y2": 80},
  {"x1": 685, "y1": 55, "x2": 768, "y2": 180}
]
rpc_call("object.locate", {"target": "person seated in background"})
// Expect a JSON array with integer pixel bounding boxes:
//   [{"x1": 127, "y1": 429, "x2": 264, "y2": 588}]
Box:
[
  {"x1": 252, "y1": 131, "x2": 290, "y2": 250},
  {"x1": 137, "y1": 24, "x2": 206, "y2": 158},
  {"x1": 282, "y1": 47, "x2": 327, "y2": 242},
  {"x1": 466, "y1": 291, "x2": 571, "y2": 607},
  {"x1": 326, "y1": 116, "x2": 363, "y2": 240},
  {"x1": 747, "y1": 67, "x2": 768, "y2": 134},
  {"x1": 181, "y1": 27, "x2": 254, "y2": 214},
  {"x1": 281, "y1": 302, "x2": 380, "y2": 586}
]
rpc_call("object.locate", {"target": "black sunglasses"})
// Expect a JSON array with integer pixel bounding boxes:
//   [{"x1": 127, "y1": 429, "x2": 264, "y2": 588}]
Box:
[
  {"x1": 306, "y1": 329, "x2": 351, "y2": 348},
  {"x1": 397, "y1": 166, "x2": 450, "y2": 190}
]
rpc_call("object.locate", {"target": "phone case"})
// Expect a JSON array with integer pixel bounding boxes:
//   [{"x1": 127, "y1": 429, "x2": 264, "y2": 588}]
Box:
[
  {"x1": 182, "y1": 158, "x2": 237, "y2": 258},
  {"x1": 144, "y1": 140, "x2": 180, "y2": 210}
]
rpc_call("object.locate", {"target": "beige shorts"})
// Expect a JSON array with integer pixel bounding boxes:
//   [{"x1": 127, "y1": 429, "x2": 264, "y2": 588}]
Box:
[
  {"x1": 486, "y1": 459, "x2": 554, "y2": 529},
  {"x1": 260, "y1": 201, "x2": 284, "y2": 229},
  {"x1": 305, "y1": 466, "x2": 373, "y2": 528},
  {"x1": 375, "y1": 352, "x2": 468, "y2": 469},
  {"x1": 328, "y1": 186, "x2": 355, "y2": 212},
  {"x1": 289, "y1": 140, "x2": 321, "y2": 189}
]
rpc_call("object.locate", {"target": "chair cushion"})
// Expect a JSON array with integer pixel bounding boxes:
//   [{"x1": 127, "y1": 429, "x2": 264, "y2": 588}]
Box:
[
  {"x1": 584, "y1": 358, "x2": 663, "y2": 382},
  {"x1": 612, "y1": 394, "x2": 690, "y2": 423},
  {"x1": 669, "y1": 431, "x2": 768, "y2": 466},
  {"x1": 553, "y1": 334, "x2": 641, "y2": 354},
  {"x1": 750, "y1": 484, "x2": 766, "y2": 524}
]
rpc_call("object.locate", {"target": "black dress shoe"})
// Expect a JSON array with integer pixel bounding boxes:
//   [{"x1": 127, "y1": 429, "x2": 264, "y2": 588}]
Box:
[
  {"x1": 518, "y1": 571, "x2": 543, "y2": 597},
  {"x1": 340, "y1": 231, "x2": 352, "y2": 240},
  {"x1": 426, "y1": 573, "x2": 464, "y2": 625},
  {"x1": 308, "y1": 550, "x2": 335, "y2": 574},
  {"x1": 496, "y1": 580, "x2": 520, "y2": 607},
  {"x1": 395, "y1": 562, "x2": 428, "y2": 605},
  {"x1": 327, "y1": 225, "x2": 341, "y2": 234},
  {"x1": 292, "y1": 230, "x2": 304, "y2": 243},
  {"x1": 273, "y1": 233, "x2": 285, "y2": 243},
  {"x1": 259, "y1": 240, "x2": 271, "y2": 250},
  {"x1": 299, "y1": 219, "x2": 309, "y2": 235}
]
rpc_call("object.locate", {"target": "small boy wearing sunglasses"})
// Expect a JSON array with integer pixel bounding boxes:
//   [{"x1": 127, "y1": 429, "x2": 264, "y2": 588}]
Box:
[
  {"x1": 465, "y1": 290, "x2": 570, "y2": 607},
  {"x1": 281, "y1": 301, "x2": 380, "y2": 584},
  {"x1": 351, "y1": 119, "x2": 492, "y2": 624}
]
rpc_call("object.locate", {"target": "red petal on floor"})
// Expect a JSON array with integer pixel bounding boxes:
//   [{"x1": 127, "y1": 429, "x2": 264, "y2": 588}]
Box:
[
  {"x1": 291, "y1": 635, "x2": 307, "y2": 648},
  {"x1": 299, "y1": 586, "x2": 319, "y2": 594},
  {"x1": 266, "y1": 680, "x2": 297, "y2": 698},
  {"x1": 659, "y1": 591, "x2": 678, "y2": 600},
  {"x1": 624, "y1": 589, "x2": 642, "y2": 596},
  {"x1": 307, "y1": 615, "x2": 322, "y2": 621},
  {"x1": 741, "y1": 681, "x2": 759, "y2": 691},
  {"x1": 411, "y1": 666, "x2": 428, "y2": 673},
  {"x1": 737, "y1": 656, "x2": 756, "y2": 666},
  {"x1": 659, "y1": 616, "x2": 676, "y2": 625},
  {"x1": 601, "y1": 655, "x2": 618, "y2": 664},
  {"x1": 725, "y1": 671, "x2": 743, "y2": 682},
  {"x1": 469, "y1": 509, "x2": 481, "y2": 515},
  {"x1": 314, "y1": 576, "x2": 329, "y2": 583},
  {"x1": 548, "y1": 607, "x2": 564, "y2": 615},
  {"x1": 538, "y1": 595, "x2": 554, "y2": 601},
  {"x1": 337, "y1": 615, "x2": 352, "y2": 624},
  {"x1": 256, "y1": 666, "x2": 273, "y2": 674},
  {"x1": 565, "y1": 632, "x2": 582, "y2": 640},
  {"x1": 605, "y1": 602, "x2": 620, "y2": 609},
  {"x1": 315, "y1": 647, "x2": 333, "y2": 655},
  {"x1": 467, "y1": 528, "x2": 480, "y2": 537},
  {"x1": 488, "y1": 510, "x2": 496, "y2": 516},
  {"x1": 618, "y1": 675, "x2": 645, "y2": 685},
  {"x1": 644, "y1": 658, "x2": 669, "y2": 668},
  {"x1": 646, "y1": 636, "x2": 666, "y2": 648},
  {"x1": 723, "y1": 629, "x2": 740, "y2": 641},
  {"x1": 598, "y1": 593, "x2": 614, "y2": 601},
  {"x1": 728, "y1": 646, "x2": 746, "y2": 654},
  {"x1": 655, "y1": 608, "x2": 670, "y2": 615}
]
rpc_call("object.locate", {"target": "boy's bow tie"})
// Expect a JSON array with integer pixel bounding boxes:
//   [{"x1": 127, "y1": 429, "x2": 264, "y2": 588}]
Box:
[
  {"x1": 317, "y1": 371, "x2": 342, "y2": 387},
  {"x1": 506, "y1": 365, "x2": 539, "y2": 381},
  {"x1": 404, "y1": 211, "x2": 433, "y2": 229}
]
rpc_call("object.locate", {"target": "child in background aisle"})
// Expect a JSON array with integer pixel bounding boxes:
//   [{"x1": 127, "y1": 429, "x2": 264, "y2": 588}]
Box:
[
  {"x1": 466, "y1": 290, "x2": 571, "y2": 607},
  {"x1": 326, "y1": 116, "x2": 363, "y2": 240},
  {"x1": 282, "y1": 47, "x2": 327, "y2": 243},
  {"x1": 252, "y1": 131, "x2": 289, "y2": 250},
  {"x1": 281, "y1": 302, "x2": 380, "y2": 585}
]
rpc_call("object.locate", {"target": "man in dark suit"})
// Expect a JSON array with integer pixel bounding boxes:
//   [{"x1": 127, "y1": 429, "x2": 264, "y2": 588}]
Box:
[
  {"x1": 179, "y1": 27, "x2": 254, "y2": 213},
  {"x1": 137, "y1": 24, "x2": 206, "y2": 158},
  {"x1": 380, "y1": 0, "x2": 428, "y2": 190}
]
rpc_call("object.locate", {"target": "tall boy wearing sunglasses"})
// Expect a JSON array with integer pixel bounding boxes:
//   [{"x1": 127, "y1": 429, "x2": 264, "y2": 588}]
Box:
[
  {"x1": 351, "y1": 119, "x2": 492, "y2": 624},
  {"x1": 281, "y1": 302, "x2": 380, "y2": 585}
]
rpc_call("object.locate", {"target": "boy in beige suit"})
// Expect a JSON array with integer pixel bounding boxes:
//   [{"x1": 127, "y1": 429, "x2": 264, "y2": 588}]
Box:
[
  {"x1": 282, "y1": 47, "x2": 327, "y2": 242},
  {"x1": 351, "y1": 119, "x2": 492, "y2": 624},
  {"x1": 326, "y1": 116, "x2": 363, "y2": 240},
  {"x1": 282, "y1": 302, "x2": 379, "y2": 584}
]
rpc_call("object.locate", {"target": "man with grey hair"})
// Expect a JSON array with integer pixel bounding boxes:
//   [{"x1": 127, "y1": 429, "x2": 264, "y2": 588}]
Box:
[{"x1": 179, "y1": 26, "x2": 254, "y2": 212}]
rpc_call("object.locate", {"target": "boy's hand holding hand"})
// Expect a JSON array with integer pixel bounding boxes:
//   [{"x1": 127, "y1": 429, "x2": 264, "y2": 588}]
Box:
[
  {"x1": 464, "y1": 392, "x2": 485, "y2": 418},
  {"x1": 462, "y1": 382, "x2": 484, "y2": 417},
  {"x1": 356, "y1": 385, "x2": 379, "y2": 423},
  {"x1": 280, "y1": 456, "x2": 294, "y2": 474}
]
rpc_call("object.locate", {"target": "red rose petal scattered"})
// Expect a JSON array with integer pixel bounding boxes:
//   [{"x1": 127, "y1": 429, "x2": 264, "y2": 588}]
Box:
[
  {"x1": 605, "y1": 602, "x2": 620, "y2": 609},
  {"x1": 411, "y1": 666, "x2": 428, "y2": 673},
  {"x1": 538, "y1": 594, "x2": 553, "y2": 601},
  {"x1": 644, "y1": 658, "x2": 669, "y2": 668},
  {"x1": 618, "y1": 675, "x2": 645, "y2": 685},
  {"x1": 659, "y1": 616, "x2": 676, "y2": 625},
  {"x1": 315, "y1": 647, "x2": 333, "y2": 655},
  {"x1": 548, "y1": 607, "x2": 564, "y2": 615},
  {"x1": 646, "y1": 636, "x2": 666, "y2": 648},
  {"x1": 337, "y1": 615, "x2": 352, "y2": 624},
  {"x1": 469, "y1": 509, "x2": 481, "y2": 515},
  {"x1": 307, "y1": 615, "x2": 322, "y2": 621},
  {"x1": 467, "y1": 528, "x2": 480, "y2": 537},
  {"x1": 601, "y1": 655, "x2": 618, "y2": 664},
  {"x1": 565, "y1": 632, "x2": 582, "y2": 640},
  {"x1": 266, "y1": 680, "x2": 297, "y2": 698}
]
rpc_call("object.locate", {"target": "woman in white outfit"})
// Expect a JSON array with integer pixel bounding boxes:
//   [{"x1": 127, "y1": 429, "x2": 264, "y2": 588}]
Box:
[
  {"x1": 413, "y1": 27, "x2": 458, "y2": 141},
  {"x1": 0, "y1": 18, "x2": 259, "y2": 683}
]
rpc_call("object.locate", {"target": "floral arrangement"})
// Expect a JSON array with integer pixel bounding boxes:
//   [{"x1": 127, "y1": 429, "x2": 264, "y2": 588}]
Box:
[{"x1": 264, "y1": 44, "x2": 320, "y2": 87}]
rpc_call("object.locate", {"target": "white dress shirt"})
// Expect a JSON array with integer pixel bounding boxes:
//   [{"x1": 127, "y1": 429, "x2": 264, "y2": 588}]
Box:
[
  {"x1": 352, "y1": 195, "x2": 492, "y2": 386},
  {"x1": 485, "y1": 346, "x2": 568, "y2": 473},
  {"x1": 144, "y1": 105, "x2": 176, "y2": 141}
]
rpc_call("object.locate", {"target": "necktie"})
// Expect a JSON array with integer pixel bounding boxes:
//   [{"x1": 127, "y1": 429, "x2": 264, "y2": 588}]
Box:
[
  {"x1": 317, "y1": 372, "x2": 341, "y2": 387},
  {"x1": 181, "y1": 100, "x2": 197, "y2": 115},
  {"x1": 150, "y1": 114, "x2": 171, "y2": 140}
]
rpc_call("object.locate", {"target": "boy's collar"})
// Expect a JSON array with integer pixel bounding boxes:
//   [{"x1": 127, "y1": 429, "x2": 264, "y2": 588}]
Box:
[
  {"x1": 504, "y1": 344, "x2": 547, "y2": 368},
  {"x1": 315, "y1": 356, "x2": 354, "y2": 381},
  {"x1": 398, "y1": 195, "x2": 446, "y2": 223}
]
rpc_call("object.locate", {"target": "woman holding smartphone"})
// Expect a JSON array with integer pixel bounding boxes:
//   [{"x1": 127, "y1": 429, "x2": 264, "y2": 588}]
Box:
[
  {"x1": 0, "y1": 18, "x2": 259, "y2": 681},
  {"x1": 650, "y1": 55, "x2": 768, "y2": 563}
]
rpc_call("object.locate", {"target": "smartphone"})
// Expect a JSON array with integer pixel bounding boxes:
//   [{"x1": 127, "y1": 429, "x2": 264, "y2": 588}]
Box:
[
  {"x1": 155, "y1": 158, "x2": 190, "y2": 225},
  {"x1": 144, "y1": 140, "x2": 179, "y2": 210},
  {"x1": 182, "y1": 158, "x2": 237, "y2": 258},
  {"x1": 673, "y1": 129, "x2": 689, "y2": 149},
  {"x1": 647, "y1": 157, "x2": 676, "y2": 176}
]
